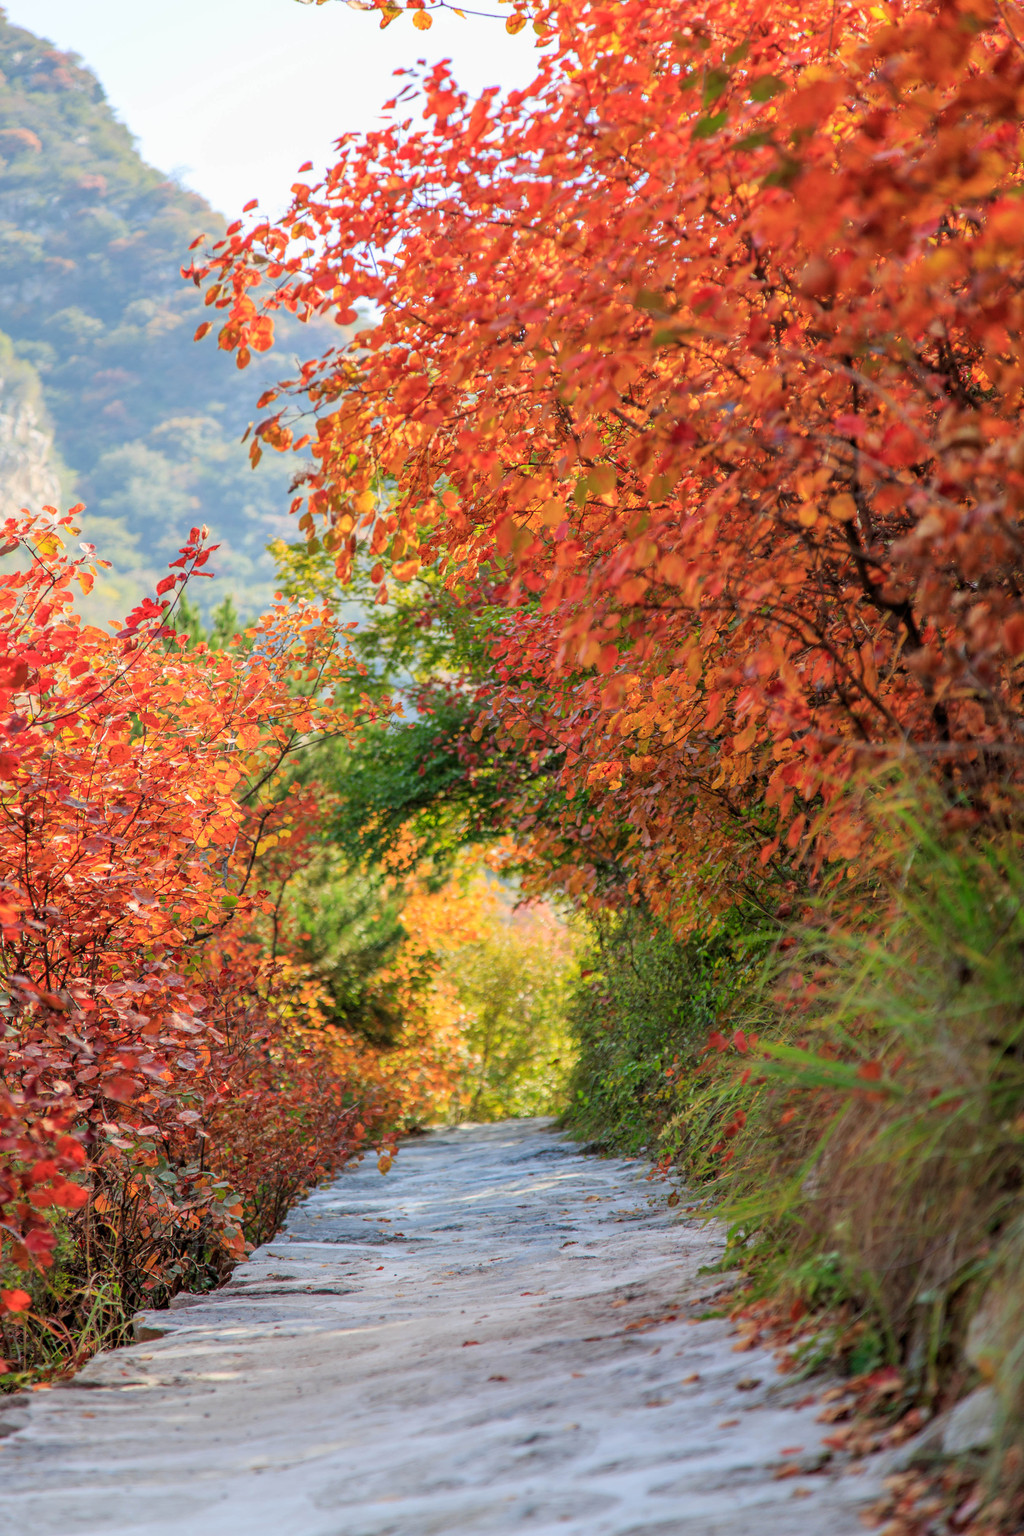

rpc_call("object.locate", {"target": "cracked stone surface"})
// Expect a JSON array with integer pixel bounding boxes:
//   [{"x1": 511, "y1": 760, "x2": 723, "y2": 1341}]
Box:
[{"x1": 0, "y1": 1120, "x2": 892, "y2": 1535}]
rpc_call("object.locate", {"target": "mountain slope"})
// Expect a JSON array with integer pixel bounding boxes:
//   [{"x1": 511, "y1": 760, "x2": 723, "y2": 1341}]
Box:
[{"x1": 0, "y1": 12, "x2": 317, "y2": 616}]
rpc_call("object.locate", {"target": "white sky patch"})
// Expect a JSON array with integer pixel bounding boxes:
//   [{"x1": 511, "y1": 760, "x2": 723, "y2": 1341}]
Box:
[{"x1": 4, "y1": 0, "x2": 538, "y2": 218}]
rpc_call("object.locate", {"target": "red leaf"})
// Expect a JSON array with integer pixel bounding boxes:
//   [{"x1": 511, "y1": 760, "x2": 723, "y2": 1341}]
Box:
[{"x1": 101, "y1": 1074, "x2": 142, "y2": 1103}]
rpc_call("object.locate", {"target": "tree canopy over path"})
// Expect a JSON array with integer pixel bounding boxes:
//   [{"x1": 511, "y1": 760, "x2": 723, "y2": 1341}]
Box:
[{"x1": 199, "y1": 0, "x2": 1024, "y2": 916}]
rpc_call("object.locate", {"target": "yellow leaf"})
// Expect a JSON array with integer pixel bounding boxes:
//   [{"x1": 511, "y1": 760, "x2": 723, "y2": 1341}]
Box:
[
  {"x1": 586, "y1": 464, "x2": 617, "y2": 502},
  {"x1": 828, "y1": 493, "x2": 857, "y2": 522},
  {"x1": 506, "y1": 12, "x2": 527, "y2": 32},
  {"x1": 413, "y1": 8, "x2": 432, "y2": 27}
]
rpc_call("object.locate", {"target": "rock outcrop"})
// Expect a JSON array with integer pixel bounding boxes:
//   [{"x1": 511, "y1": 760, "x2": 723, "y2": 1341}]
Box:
[{"x1": 0, "y1": 334, "x2": 61, "y2": 518}]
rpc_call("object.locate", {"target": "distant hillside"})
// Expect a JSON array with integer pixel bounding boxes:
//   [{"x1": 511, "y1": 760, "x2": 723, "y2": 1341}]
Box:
[{"x1": 0, "y1": 10, "x2": 319, "y2": 618}]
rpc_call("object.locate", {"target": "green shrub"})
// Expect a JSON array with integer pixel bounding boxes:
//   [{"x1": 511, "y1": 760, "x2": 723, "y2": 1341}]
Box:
[
  {"x1": 452, "y1": 915, "x2": 575, "y2": 1120},
  {"x1": 561, "y1": 905, "x2": 765, "y2": 1152}
]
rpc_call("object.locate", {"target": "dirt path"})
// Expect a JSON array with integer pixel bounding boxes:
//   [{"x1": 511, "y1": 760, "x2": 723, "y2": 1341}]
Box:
[{"x1": 0, "y1": 1121, "x2": 893, "y2": 1535}]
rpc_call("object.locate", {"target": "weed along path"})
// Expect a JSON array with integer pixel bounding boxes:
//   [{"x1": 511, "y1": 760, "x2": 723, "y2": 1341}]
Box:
[{"x1": 1, "y1": 1122, "x2": 893, "y2": 1536}]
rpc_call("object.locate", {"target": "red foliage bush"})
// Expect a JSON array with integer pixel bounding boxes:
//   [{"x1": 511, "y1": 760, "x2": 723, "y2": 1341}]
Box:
[{"x1": 0, "y1": 507, "x2": 410, "y2": 1366}]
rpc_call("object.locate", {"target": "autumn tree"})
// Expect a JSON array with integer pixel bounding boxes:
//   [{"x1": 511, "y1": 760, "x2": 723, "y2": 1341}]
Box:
[{"x1": 194, "y1": 0, "x2": 1024, "y2": 925}]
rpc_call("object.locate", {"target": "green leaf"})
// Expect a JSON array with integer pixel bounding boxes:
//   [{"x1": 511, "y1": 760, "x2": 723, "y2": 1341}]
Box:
[
  {"x1": 702, "y1": 67, "x2": 730, "y2": 106},
  {"x1": 748, "y1": 75, "x2": 786, "y2": 102},
  {"x1": 692, "y1": 110, "x2": 729, "y2": 141},
  {"x1": 763, "y1": 155, "x2": 802, "y2": 188}
]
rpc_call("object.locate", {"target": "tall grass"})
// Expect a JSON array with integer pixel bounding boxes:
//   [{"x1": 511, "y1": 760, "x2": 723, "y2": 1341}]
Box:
[{"x1": 696, "y1": 785, "x2": 1024, "y2": 1490}]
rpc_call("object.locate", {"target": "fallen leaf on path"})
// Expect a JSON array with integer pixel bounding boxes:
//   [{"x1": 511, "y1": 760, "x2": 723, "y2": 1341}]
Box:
[
  {"x1": 817, "y1": 1402, "x2": 852, "y2": 1422},
  {"x1": 953, "y1": 1490, "x2": 984, "y2": 1526}
]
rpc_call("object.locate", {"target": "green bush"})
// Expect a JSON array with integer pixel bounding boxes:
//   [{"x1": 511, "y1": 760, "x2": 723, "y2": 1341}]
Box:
[
  {"x1": 453, "y1": 918, "x2": 575, "y2": 1120},
  {"x1": 561, "y1": 905, "x2": 764, "y2": 1153}
]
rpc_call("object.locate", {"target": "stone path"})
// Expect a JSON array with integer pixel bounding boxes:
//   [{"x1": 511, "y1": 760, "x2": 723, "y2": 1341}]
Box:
[{"x1": 0, "y1": 1120, "x2": 892, "y2": 1535}]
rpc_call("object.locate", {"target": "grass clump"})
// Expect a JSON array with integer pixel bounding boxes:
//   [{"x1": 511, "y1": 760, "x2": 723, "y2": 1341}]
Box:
[{"x1": 692, "y1": 787, "x2": 1024, "y2": 1502}]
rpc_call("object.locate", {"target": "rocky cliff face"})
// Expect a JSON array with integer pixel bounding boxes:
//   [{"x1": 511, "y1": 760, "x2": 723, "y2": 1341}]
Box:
[{"x1": 0, "y1": 337, "x2": 61, "y2": 519}]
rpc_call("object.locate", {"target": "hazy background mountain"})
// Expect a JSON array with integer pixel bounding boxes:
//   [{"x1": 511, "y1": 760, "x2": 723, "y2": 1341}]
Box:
[{"x1": 0, "y1": 11, "x2": 324, "y2": 621}]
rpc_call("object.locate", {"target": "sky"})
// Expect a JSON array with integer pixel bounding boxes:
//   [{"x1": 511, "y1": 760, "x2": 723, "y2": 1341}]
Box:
[{"x1": 3, "y1": 0, "x2": 539, "y2": 218}]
